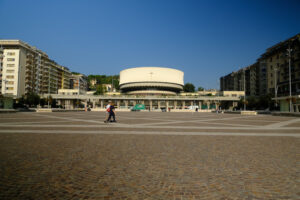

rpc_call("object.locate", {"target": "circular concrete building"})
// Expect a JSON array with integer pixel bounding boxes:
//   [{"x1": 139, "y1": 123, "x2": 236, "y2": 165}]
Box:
[{"x1": 119, "y1": 67, "x2": 184, "y2": 95}]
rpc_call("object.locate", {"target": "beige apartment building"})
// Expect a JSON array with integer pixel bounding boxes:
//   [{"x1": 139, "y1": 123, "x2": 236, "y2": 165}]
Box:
[
  {"x1": 0, "y1": 40, "x2": 72, "y2": 98},
  {"x1": 0, "y1": 47, "x2": 3, "y2": 94},
  {"x1": 220, "y1": 33, "x2": 300, "y2": 112},
  {"x1": 260, "y1": 34, "x2": 300, "y2": 97},
  {"x1": 70, "y1": 73, "x2": 88, "y2": 91}
]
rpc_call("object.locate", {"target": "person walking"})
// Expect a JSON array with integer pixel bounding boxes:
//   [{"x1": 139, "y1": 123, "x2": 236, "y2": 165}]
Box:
[
  {"x1": 104, "y1": 101, "x2": 111, "y2": 123},
  {"x1": 107, "y1": 102, "x2": 116, "y2": 122}
]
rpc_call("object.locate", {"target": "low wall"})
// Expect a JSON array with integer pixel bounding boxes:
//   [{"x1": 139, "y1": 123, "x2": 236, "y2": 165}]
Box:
[
  {"x1": 36, "y1": 108, "x2": 85, "y2": 112},
  {"x1": 272, "y1": 112, "x2": 300, "y2": 117},
  {"x1": 0, "y1": 109, "x2": 17, "y2": 113},
  {"x1": 241, "y1": 111, "x2": 257, "y2": 115},
  {"x1": 91, "y1": 108, "x2": 213, "y2": 112},
  {"x1": 36, "y1": 108, "x2": 52, "y2": 112}
]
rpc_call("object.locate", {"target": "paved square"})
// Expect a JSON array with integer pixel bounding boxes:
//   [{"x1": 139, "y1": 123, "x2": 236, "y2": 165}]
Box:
[{"x1": 0, "y1": 112, "x2": 299, "y2": 199}]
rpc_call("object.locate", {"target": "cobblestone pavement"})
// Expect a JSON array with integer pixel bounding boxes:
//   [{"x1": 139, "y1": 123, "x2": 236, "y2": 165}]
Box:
[{"x1": 0, "y1": 112, "x2": 299, "y2": 199}]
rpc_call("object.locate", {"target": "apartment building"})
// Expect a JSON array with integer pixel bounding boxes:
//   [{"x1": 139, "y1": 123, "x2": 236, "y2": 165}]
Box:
[
  {"x1": 220, "y1": 68, "x2": 248, "y2": 94},
  {"x1": 0, "y1": 40, "x2": 72, "y2": 98},
  {"x1": 259, "y1": 34, "x2": 300, "y2": 97},
  {"x1": 0, "y1": 47, "x2": 3, "y2": 94},
  {"x1": 220, "y1": 33, "x2": 300, "y2": 98},
  {"x1": 70, "y1": 73, "x2": 88, "y2": 92}
]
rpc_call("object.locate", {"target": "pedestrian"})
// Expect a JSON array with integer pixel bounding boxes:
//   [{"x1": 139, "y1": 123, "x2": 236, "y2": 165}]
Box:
[
  {"x1": 107, "y1": 102, "x2": 117, "y2": 122},
  {"x1": 104, "y1": 101, "x2": 111, "y2": 123}
]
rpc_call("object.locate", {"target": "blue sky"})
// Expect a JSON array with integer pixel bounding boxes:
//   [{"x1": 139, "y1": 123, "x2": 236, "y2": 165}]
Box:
[{"x1": 1, "y1": 0, "x2": 299, "y2": 89}]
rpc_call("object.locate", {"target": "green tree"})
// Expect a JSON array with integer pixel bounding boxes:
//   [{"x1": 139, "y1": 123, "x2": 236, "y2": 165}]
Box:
[
  {"x1": 40, "y1": 98, "x2": 46, "y2": 107},
  {"x1": 87, "y1": 74, "x2": 120, "y2": 91},
  {"x1": 94, "y1": 84, "x2": 106, "y2": 95},
  {"x1": 183, "y1": 83, "x2": 195, "y2": 92},
  {"x1": 25, "y1": 92, "x2": 40, "y2": 107},
  {"x1": 197, "y1": 86, "x2": 204, "y2": 91}
]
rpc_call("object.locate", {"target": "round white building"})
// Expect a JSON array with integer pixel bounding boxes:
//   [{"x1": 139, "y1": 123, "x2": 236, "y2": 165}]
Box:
[{"x1": 119, "y1": 67, "x2": 184, "y2": 95}]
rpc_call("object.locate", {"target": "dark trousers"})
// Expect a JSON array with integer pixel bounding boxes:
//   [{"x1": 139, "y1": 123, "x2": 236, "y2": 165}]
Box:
[{"x1": 107, "y1": 112, "x2": 115, "y2": 122}]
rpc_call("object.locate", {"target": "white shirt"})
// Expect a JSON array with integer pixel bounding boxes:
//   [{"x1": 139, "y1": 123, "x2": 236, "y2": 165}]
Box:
[{"x1": 106, "y1": 104, "x2": 111, "y2": 113}]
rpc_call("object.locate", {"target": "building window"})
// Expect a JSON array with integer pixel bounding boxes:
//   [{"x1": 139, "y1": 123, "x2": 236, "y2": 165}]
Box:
[
  {"x1": 6, "y1": 75, "x2": 14, "y2": 79},
  {"x1": 7, "y1": 64, "x2": 15, "y2": 67},
  {"x1": 6, "y1": 81, "x2": 14, "y2": 85},
  {"x1": 270, "y1": 73, "x2": 273, "y2": 77},
  {"x1": 7, "y1": 52, "x2": 15, "y2": 56},
  {"x1": 270, "y1": 65, "x2": 273, "y2": 70},
  {"x1": 6, "y1": 87, "x2": 14, "y2": 90},
  {"x1": 269, "y1": 57, "x2": 272, "y2": 62},
  {"x1": 6, "y1": 70, "x2": 14, "y2": 73},
  {"x1": 7, "y1": 58, "x2": 15, "y2": 61}
]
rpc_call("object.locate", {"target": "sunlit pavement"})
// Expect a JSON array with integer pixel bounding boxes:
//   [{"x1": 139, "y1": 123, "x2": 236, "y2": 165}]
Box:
[{"x1": 0, "y1": 112, "x2": 299, "y2": 199}]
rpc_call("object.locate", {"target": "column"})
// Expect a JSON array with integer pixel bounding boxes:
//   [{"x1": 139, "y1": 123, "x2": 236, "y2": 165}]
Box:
[
  {"x1": 125, "y1": 100, "x2": 128, "y2": 109},
  {"x1": 158, "y1": 101, "x2": 161, "y2": 109},
  {"x1": 174, "y1": 100, "x2": 177, "y2": 109},
  {"x1": 191, "y1": 101, "x2": 194, "y2": 106},
  {"x1": 150, "y1": 100, "x2": 153, "y2": 110},
  {"x1": 100, "y1": 100, "x2": 103, "y2": 109},
  {"x1": 215, "y1": 102, "x2": 219, "y2": 110},
  {"x1": 166, "y1": 101, "x2": 169, "y2": 110},
  {"x1": 133, "y1": 100, "x2": 136, "y2": 106},
  {"x1": 199, "y1": 101, "x2": 202, "y2": 110},
  {"x1": 117, "y1": 100, "x2": 120, "y2": 109},
  {"x1": 92, "y1": 100, "x2": 95, "y2": 108},
  {"x1": 83, "y1": 101, "x2": 87, "y2": 111},
  {"x1": 233, "y1": 101, "x2": 237, "y2": 108},
  {"x1": 207, "y1": 101, "x2": 210, "y2": 110},
  {"x1": 182, "y1": 101, "x2": 185, "y2": 109}
]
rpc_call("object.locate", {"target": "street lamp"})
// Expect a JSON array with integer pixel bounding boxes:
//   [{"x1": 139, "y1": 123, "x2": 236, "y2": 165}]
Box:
[
  {"x1": 287, "y1": 46, "x2": 293, "y2": 112},
  {"x1": 243, "y1": 69, "x2": 246, "y2": 111},
  {"x1": 274, "y1": 67, "x2": 278, "y2": 108}
]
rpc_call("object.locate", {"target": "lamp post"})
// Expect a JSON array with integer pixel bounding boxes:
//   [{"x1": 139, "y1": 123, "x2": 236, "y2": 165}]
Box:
[
  {"x1": 243, "y1": 69, "x2": 246, "y2": 111},
  {"x1": 3, "y1": 79, "x2": 8, "y2": 95},
  {"x1": 287, "y1": 46, "x2": 292, "y2": 112},
  {"x1": 274, "y1": 67, "x2": 278, "y2": 108}
]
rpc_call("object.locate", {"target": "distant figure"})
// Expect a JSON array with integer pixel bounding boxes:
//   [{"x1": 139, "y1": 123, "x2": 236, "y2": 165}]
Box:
[
  {"x1": 195, "y1": 108, "x2": 198, "y2": 112},
  {"x1": 104, "y1": 101, "x2": 111, "y2": 123},
  {"x1": 168, "y1": 107, "x2": 171, "y2": 112},
  {"x1": 107, "y1": 103, "x2": 116, "y2": 122}
]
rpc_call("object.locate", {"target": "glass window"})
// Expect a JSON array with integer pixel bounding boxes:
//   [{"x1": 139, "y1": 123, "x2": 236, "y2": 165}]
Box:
[
  {"x1": 7, "y1": 52, "x2": 15, "y2": 56},
  {"x1": 6, "y1": 75, "x2": 14, "y2": 79},
  {"x1": 7, "y1": 58, "x2": 15, "y2": 61},
  {"x1": 6, "y1": 87, "x2": 14, "y2": 90},
  {"x1": 7, "y1": 64, "x2": 15, "y2": 67},
  {"x1": 6, "y1": 81, "x2": 14, "y2": 85},
  {"x1": 6, "y1": 70, "x2": 14, "y2": 73}
]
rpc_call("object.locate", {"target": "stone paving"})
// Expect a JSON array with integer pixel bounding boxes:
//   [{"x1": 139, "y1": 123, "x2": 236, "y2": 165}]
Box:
[{"x1": 0, "y1": 111, "x2": 299, "y2": 199}]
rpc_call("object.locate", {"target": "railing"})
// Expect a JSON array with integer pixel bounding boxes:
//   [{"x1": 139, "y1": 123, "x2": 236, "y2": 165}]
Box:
[{"x1": 42, "y1": 94, "x2": 240, "y2": 101}]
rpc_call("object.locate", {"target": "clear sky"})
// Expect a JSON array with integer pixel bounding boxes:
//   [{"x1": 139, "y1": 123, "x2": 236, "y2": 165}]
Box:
[{"x1": 1, "y1": 0, "x2": 299, "y2": 89}]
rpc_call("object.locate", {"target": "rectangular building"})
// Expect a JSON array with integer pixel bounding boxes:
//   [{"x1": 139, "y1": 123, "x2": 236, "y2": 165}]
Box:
[
  {"x1": 0, "y1": 40, "x2": 72, "y2": 98},
  {"x1": 220, "y1": 33, "x2": 300, "y2": 98}
]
